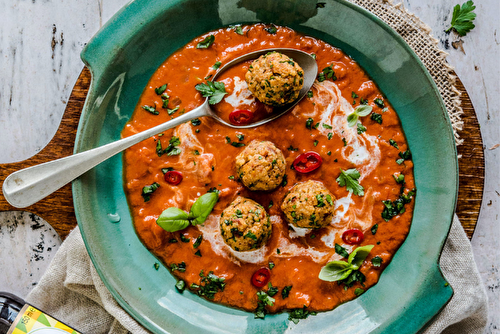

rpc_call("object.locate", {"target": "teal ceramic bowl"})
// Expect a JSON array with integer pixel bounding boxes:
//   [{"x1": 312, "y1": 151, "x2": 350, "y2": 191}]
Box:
[{"x1": 74, "y1": 0, "x2": 457, "y2": 333}]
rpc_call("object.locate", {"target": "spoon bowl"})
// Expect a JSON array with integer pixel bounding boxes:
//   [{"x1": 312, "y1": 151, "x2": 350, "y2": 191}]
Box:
[{"x1": 2, "y1": 48, "x2": 317, "y2": 208}]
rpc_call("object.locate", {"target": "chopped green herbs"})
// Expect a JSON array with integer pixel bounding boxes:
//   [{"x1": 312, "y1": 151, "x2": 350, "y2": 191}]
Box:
[
  {"x1": 322, "y1": 123, "x2": 333, "y2": 129},
  {"x1": 389, "y1": 139, "x2": 399, "y2": 149},
  {"x1": 307, "y1": 90, "x2": 313, "y2": 98},
  {"x1": 142, "y1": 105, "x2": 158, "y2": 115},
  {"x1": 282, "y1": 285, "x2": 292, "y2": 299},
  {"x1": 357, "y1": 123, "x2": 367, "y2": 134},
  {"x1": 370, "y1": 112, "x2": 383, "y2": 124},
  {"x1": 190, "y1": 270, "x2": 226, "y2": 299},
  {"x1": 393, "y1": 173, "x2": 405, "y2": 184},
  {"x1": 196, "y1": 35, "x2": 215, "y2": 48},
  {"x1": 317, "y1": 64, "x2": 336, "y2": 82},
  {"x1": 264, "y1": 25, "x2": 277, "y2": 34},
  {"x1": 371, "y1": 224, "x2": 378, "y2": 235},
  {"x1": 288, "y1": 306, "x2": 317, "y2": 324},
  {"x1": 212, "y1": 61, "x2": 221, "y2": 70},
  {"x1": 254, "y1": 290, "x2": 275, "y2": 319},
  {"x1": 236, "y1": 134, "x2": 244, "y2": 141},
  {"x1": 225, "y1": 136, "x2": 245, "y2": 147},
  {"x1": 374, "y1": 98, "x2": 385, "y2": 108},
  {"x1": 156, "y1": 136, "x2": 182, "y2": 157},
  {"x1": 381, "y1": 189, "x2": 416, "y2": 221},
  {"x1": 371, "y1": 256, "x2": 383, "y2": 267},
  {"x1": 191, "y1": 118, "x2": 202, "y2": 126},
  {"x1": 229, "y1": 25, "x2": 244, "y2": 35},
  {"x1": 306, "y1": 117, "x2": 314, "y2": 130},
  {"x1": 175, "y1": 280, "x2": 186, "y2": 292},
  {"x1": 193, "y1": 235, "x2": 203, "y2": 248},
  {"x1": 354, "y1": 288, "x2": 365, "y2": 296},
  {"x1": 336, "y1": 168, "x2": 364, "y2": 196},
  {"x1": 154, "y1": 262, "x2": 160, "y2": 270},
  {"x1": 335, "y1": 243, "x2": 349, "y2": 258},
  {"x1": 269, "y1": 262, "x2": 275, "y2": 269},
  {"x1": 287, "y1": 145, "x2": 299, "y2": 151},
  {"x1": 170, "y1": 261, "x2": 186, "y2": 272},
  {"x1": 141, "y1": 182, "x2": 160, "y2": 202},
  {"x1": 195, "y1": 81, "x2": 227, "y2": 104},
  {"x1": 155, "y1": 84, "x2": 167, "y2": 95}
]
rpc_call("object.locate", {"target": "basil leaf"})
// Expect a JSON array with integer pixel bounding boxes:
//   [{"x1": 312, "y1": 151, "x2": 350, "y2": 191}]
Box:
[
  {"x1": 196, "y1": 35, "x2": 215, "y2": 49},
  {"x1": 318, "y1": 261, "x2": 352, "y2": 282},
  {"x1": 156, "y1": 207, "x2": 190, "y2": 232},
  {"x1": 189, "y1": 192, "x2": 219, "y2": 225},
  {"x1": 355, "y1": 104, "x2": 372, "y2": 117},
  {"x1": 347, "y1": 113, "x2": 358, "y2": 127},
  {"x1": 348, "y1": 245, "x2": 374, "y2": 270}
]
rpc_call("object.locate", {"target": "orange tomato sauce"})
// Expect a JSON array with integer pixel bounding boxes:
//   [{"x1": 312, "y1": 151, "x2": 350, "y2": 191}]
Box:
[{"x1": 122, "y1": 24, "x2": 415, "y2": 314}]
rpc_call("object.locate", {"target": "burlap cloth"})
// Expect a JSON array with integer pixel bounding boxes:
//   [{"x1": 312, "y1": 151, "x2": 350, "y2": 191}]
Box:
[{"x1": 26, "y1": 0, "x2": 488, "y2": 333}]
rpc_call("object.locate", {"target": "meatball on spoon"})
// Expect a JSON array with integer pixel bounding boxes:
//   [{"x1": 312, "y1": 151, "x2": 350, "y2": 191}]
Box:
[{"x1": 3, "y1": 48, "x2": 317, "y2": 208}]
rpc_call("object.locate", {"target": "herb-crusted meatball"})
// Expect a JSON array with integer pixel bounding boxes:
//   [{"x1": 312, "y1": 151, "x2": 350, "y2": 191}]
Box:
[
  {"x1": 281, "y1": 180, "x2": 335, "y2": 229},
  {"x1": 220, "y1": 197, "x2": 272, "y2": 252},
  {"x1": 235, "y1": 140, "x2": 286, "y2": 191},
  {"x1": 245, "y1": 52, "x2": 304, "y2": 106}
]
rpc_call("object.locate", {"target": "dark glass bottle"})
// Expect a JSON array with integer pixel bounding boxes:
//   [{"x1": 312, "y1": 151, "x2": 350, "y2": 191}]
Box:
[{"x1": 0, "y1": 292, "x2": 81, "y2": 334}]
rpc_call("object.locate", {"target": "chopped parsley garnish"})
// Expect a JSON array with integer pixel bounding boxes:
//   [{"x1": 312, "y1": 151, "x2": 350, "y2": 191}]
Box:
[
  {"x1": 229, "y1": 25, "x2": 244, "y2": 35},
  {"x1": 335, "y1": 243, "x2": 349, "y2": 258},
  {"x1": 190, "y1": 270, "x2": 226, "y2": 299},
  {"x1": 267, "y1": 284, "x2": 279, "y2": 297},
  {"x1": 313, "y1": 140, "x2": 319, "y2": 147},
  {"x1": 212, "y1": 61, "x2": 222, "y2": 69},
  {"x1": 327, "y1": 132, "x2": 333, "y2": 140},
  {"x1": 374, "y1": 98, "x2": 385, "y2": 108},
  {"x1": 371, "y1": 256, "x2": 383, "y2": 267},
  {"x1": 336, "y1": 168, "x2": 364, "y2": 196},
  {"x1": 381, "y1": 189, "x2": 416, "y2": 221},
  {"x1": 393, "y1": 173, "x2": 405, "y2": 184},
  {"x1": 175, "y1": 280, "x2": 186, "y2": 292},
  {"x1": 322, "y1": 123, "x2": 332, "y2": 129},
  {"x1": 142, "y1": 104, "x2": 158, "y2": 115},
  {"x1": 156, "y1": 136, "x2": 182, "y2": 157},
  {"x1": 269, "y1": 262, "x2": 275, "y2": 269},
  {"x1": 141, "y1": 182, "x2": 160, "y2": 202},
  {"x1": 196, "y1": 35, "x2": 215, "y2": 48},
  {"x1": 371, "y1": 112, "x2": 383, "y2": 124},
  {"x1": 357, "y1": 123, "x2": 367, "y2": 134},
  {"x1": 446, "y1": 1, "x2": 476, "y2": 36},
  {"x1": 254, "y1": 290, "x2": 275, "y2": 319},
  {"x1": 170, "y1": 261, "x2": 186, "y2": 272},
  {"x1": 195, "y1": 81, "x2": 227, "y2": 104},
  {"x1": 191, "y1": 118, "x2": 201, "y2": 126},
  {"x1": 193, "y1": 235, "x2": 203, "y2": 248},
  {"x1": 389, "y1": 139, "x2": 399, "y2": 149},
  {"x1": 371, "y1": 224, "x2": 378, "y2": 235},
  {"x1": 354, "y1": 288, "x2": 365, "y2": 296},
  {"x1": 288, "y1": 306, "x2": 317, "y2": 324},
  {"x1": 195, "y1": 250, "x2": 202, "y2": 257},
  {"x1": 264, "y1": 25, "x2": 278, "y2": 34},
  {"x1": 305, "y1": 117, "x2": 314, "y2": 130},
  {"x1": 225, "y1": 136, "x2": 245, "y2": 147},
  {"x1": 307, "y1": 90, "x2": 313, "y2": 98},
  {"x1": 317, "y1": 64, "x2": 336, "y2": 82},
  {"x1": 180, "y1": 234, "x2": 190, "y2": 243},
  {"x1": 351, "y1": 91, "x2": 359, "y2": 99},
  {"x1": 399, "y1": 150, "x2": 412, "y2": 160},
  {"x1": 236, "y1": 134, "x2": 244, "y2": 141},
  {"x1": 154, "y1": 262, "x2": 160, "y2": 270},
  {"x1": 287, "y1": 145, "x2": 299, "y2": 151},
  {"x1": 155, "y1": 84, "x2": 167, "y2": 95},
  {"x1": 360, "y1": 97, "x2": 368, "y2": 105},
  {"x1": 282, "y1": 285, "x2": 292, "y2": 299}
]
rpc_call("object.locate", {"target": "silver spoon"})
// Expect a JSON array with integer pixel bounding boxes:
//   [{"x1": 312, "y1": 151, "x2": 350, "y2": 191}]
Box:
[{"x1": 2, "y1": 48, "x2": 318, "y2": 208}]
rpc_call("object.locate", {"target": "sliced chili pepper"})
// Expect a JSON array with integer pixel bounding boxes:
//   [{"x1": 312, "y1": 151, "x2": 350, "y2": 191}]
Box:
[
  {"x1": 251, "y1": 267, "x2": 271, "y2": 288},
  {"x1": 164, "y1": 171, "x2": 183, "y2": 185},
  {"x1": 229, "y1": 109, "x2": 254, "y2": 125},
  {"x1": 292, "y1": 151, "x2": 322, "y2": 173},
  {"x1": 342, "y1": 229, "x2": 365, "y2": 245}
]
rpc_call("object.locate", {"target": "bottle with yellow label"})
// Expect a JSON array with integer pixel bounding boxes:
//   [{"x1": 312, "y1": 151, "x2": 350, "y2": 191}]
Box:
[{"x1": 0, "y1": 292, "x2": 80, "y2": 334}]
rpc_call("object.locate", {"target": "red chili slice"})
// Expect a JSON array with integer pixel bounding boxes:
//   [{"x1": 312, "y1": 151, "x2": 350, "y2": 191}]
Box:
[
  {"x1": 292, "y1": 151, "x2": 323, "y2": 173},
  {"x1": 342, "y1": 229, "x2": 365, "y2": 245},
  {"x1": 251, "y1": 267, "x2": 271, "y2": 288},
  {"x1": 164, "y1": 171, "x2": 183, "y2": 185},
  {"x1": 229, "y1": 109, "x2": 254, "y2": 125}
]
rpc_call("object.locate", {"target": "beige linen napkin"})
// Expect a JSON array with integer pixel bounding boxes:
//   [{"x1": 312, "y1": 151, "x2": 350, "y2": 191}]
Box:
[{"x1": 25, "y1": 215, "x2": 487, "y2": 334}]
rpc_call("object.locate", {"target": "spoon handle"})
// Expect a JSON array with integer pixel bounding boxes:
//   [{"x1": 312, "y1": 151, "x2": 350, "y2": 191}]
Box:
[{"x1": 2, "y1": 103, "x2": 210, "y2": 208}]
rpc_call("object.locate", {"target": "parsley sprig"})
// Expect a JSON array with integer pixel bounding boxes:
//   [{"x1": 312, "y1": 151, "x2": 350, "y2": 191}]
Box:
[
  {"x1": 446, "y1": 1, "x2": 476, "y2": 36},
  {"x1": 195, "y1": 81, "x2": 227, "y2": 105},
  {"x1": 336, "y1": 168, "x2": 364, "y2": 196}
]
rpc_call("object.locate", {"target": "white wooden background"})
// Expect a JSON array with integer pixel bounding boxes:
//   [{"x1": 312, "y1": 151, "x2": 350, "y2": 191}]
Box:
[{"x1": 0, "y1": 0, "x2": 498, "y2": 332}]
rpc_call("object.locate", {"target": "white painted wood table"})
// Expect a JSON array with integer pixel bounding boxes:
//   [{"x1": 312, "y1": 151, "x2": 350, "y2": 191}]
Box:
[{"x1": 0, "y1": 0, "x2": 498, "y2": 332}]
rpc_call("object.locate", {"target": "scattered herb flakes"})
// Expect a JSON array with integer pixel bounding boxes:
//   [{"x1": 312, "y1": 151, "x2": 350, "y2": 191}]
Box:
[
  {"x1": 141, "y1": 182, "x2": 160, "y2": 202},
  {"x1": 354, "y1": 288, "x2": 365, "y2": 296},
  {"x1": 306, "y1": 118, "x2": 314, "y2": 130},
  {"x1": 156, "y1": 136, "x2": 182, "y2": 157},
  {"x1": 195, "y1": 250, "x2": 202, "y2": 257},
  {"x1": 142, "y1": 105, "x2": 158, "y2": 115},
  {"x1": 374, "y1": 98, "x2": 385, "y2": 108},
  {"x1": 335, "y1": 243, "x2": 349, "y2": 258},
  {"x1": 317, "y1": 64, "x2": 336, "y2": 82},
  {"x1": 357, "y1": 123, "x2": 367, "y2": 134},
  {"x1": 267, "y1": 285, "x2": 279, "y2": 297},
  {"x1": 228, "y1": 175, "x2": 235, "y2": 180},
  {"x1": 254, "y1": 290, "x2": 275, "y2": 319},
  {"x1": 191, "y1": 118, "x2": 202, "y2": 126},
  {"x1": 307, "y1": 90, "x2": 313, "y2": 98},
  {"x1": 399, "y1": 150, "x2": 412, "y2": 161},
  {"x1": 193, "y1": 235, "x2": 203, "y2": 248},
  {"x1": 155, "y1": 84, "x2": 167, "y2": 95},
  {"x1": 167, "y1": 106, "x2": 179, "y2": 115},
  {"x1": 282, "y1": 285, "x2": 292, "y2": 299},
  {"x1": 381, "y1": 189, "x2": 416, "y2": 221},
  {"x1": 170, "y1": 261, "x2": 186, "y2": 272},
  {"x1": 281, "y1": 174, "x2": 288, "y2": 187},
  {"x1": 229, "y1": 25, "x2": 244, "y2": 35},
  {"x1": 342, "y1": 138, "x2": 347, "y2": 146},
  {"x1": 351, "y1": 91, "x2": 359, "y2": 99},
  {"x1": 371, "y1": 112, "x2": 383, "y2": 124},
  {"x1": 269, "y1": 262, "x2": 275, "y2": 270},
  {"x1": 180, "y1": 234, "x2": 190, "y2": 243},
  {"x1": 393, "y1": 173, "x2": 405, "y2": 184},
  {"x1": 236, "y1": 134, "x2": 244, "y2": 141},
  {"x1": 212, "y1": 61, "x2": 222, "y2": 69},
  {"x1": 313, "y1": 140, "x2": 319, "y2": 147},
  {"x1": 327, "y1": 151, "x2": 332, "y2": 156},
  {"x1": 191, "y1": 270, "x2": 226, "y2": 299},
  {"x1": 327, "y1": 132, "x2": 333, "y2": 140},
  {"x1": 371, "y1": 256, "x2": 383, "y2": 267},
  {"x1": 360, "y1": 97, "x2": 368, "y2": 105},
  {"x1": 154, "y1": 262, "x2": 160, "y2": 270},
  {"x1": 322, "y1": 123, "x2": 332, "y2": 129},
  {"x1": 446, "y1": 1, "x2": 476, "y2": 36},
  {"x1": 288, "y1": 306, "x2": 317, "y2": 324},
  {"x1": 175, "y1": 280, "x2": 186, "y2": 292},
  {"x1": 371, "y1": 224, "x2": 378, "y2": 235},
  {"x1": 264, "y1": 25, "x2": 278, "y2": 34},
  {"x1": 197, "y1": 35, "x2": 215, "y2": 48},
  {"x1": 389, "y1": 139, "x2": 399, "y2": 149},
  {"x1": 287, "y1": 145, "x2": 299, "y2": 151},
  {"x1": 269, "y1": 200, "x2": 274, "y2": 209}
]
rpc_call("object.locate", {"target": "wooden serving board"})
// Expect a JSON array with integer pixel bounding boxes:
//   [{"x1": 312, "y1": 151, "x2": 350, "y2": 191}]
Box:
[{"x1": 0, "y1": 68, "x2": 484, "y2": 240}]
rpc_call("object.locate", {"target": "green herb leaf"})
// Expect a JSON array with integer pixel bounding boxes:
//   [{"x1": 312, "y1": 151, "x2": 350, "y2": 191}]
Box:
[
  {"x1": 196, "y1": 35, "x2": 215, "y2": 48},
  {"x1": 446, "y1": 1, "x2": 476, "y2": 36},
  {"x1": 374, "y1": 98, "x2": 385, "y2": 108},
  {"x1": 288, "y1": 306, "x2": 317, "y2": 324},
  {"x1": 389, "y1": 139, "x2": 399, "y2": 149},
  {"x1": 264, "y1": 25, "x2": 277, "y2": 34},
  {"x1": 348, "y1": 245, "x2": 374, "y2": 270},
  {"x1": 347, "y1": 113, "x2": 358, "y2": 127},
  {"x1": 229, "y1": 25, "x2": 244, "y2": 35},
  {"x1": 318, "y1": 260, "x2": 352, "y2": 282},
  {"x1": 355, "y1": 104, "x2": 372, "y2": 117},
  {"x1": 141, "y1": 182, "x2": 160, "y2": 202},
  {"x1": 189, "y1": 192, "x2": 219, "y2": 225},
  {"x1": 371, "y1": 256, "x2": 383, "y2": 267},
  {"x1": 354, "y1": 288, "x2": 365, "y2": 296},
  {"x1": 195, "y1": 81, "x2": 227, "y2": 105},
  {"x1": 212, "y1": 61, "x2": 222, "y2": 69},
  {"x1": 156, "y1": 207, "x2": 190, "y2": 232},
  {"x1": 155, "y1": 84, "x2": 167, "y2": 95},
  {"x1": 282, "y1": 285, "x2": 292, "y2": 299},
  {"x1": 371, "y1": 224, "x2": 378, "y2": 235},
  {"x1": 142, "y1": 105, "x2": 159, "y2": 115},
  {"x1": 175, "y1": 280, "x2": 186, "y2": 292},
  {"x1": 357, "y1": 123, "x2": 367, "y2": 134},
  {"x1": 335, "y1": 243, "x2": 349, "y2": 258},
  {"x1": 336, "y1": 168, "x2": 364, "y2": 196},
  {"x1": 371, "y1": 112, "x2": 382, "y2": 124}
]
